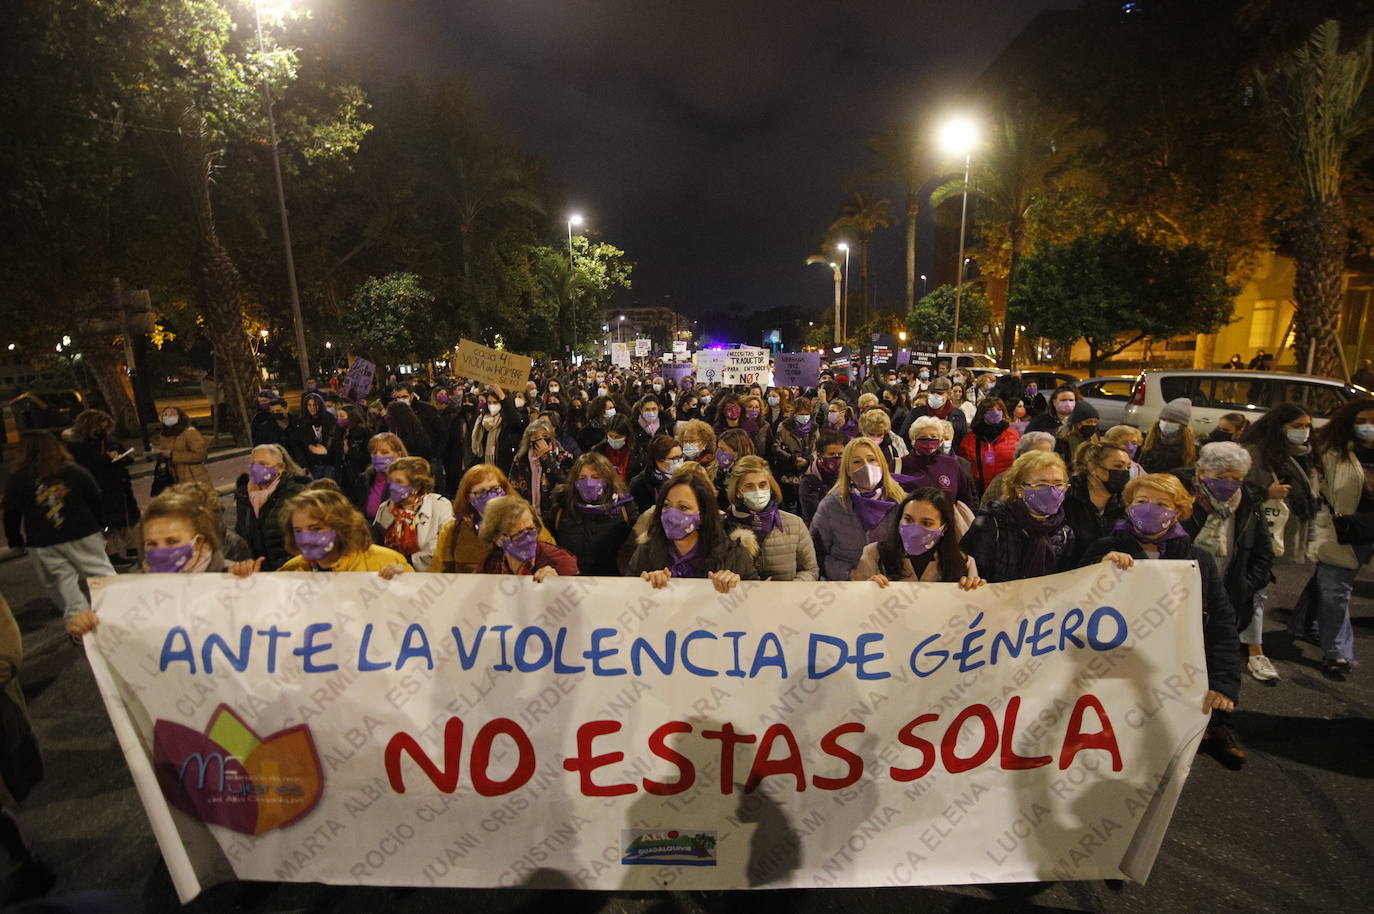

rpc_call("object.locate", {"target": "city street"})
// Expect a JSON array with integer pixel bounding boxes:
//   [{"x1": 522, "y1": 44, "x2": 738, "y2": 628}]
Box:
[{"x1": 5, "y1": 554, "x2": 1372, "y2": 913}]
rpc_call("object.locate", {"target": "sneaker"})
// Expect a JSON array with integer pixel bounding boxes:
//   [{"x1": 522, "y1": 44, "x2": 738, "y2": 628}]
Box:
[
  {"x1": 1323, "y1": 657, "x2": 1353, "y2": 681},
  {"x1": 1248, "y1": 654, "x2": 1280, "y2": 682}
]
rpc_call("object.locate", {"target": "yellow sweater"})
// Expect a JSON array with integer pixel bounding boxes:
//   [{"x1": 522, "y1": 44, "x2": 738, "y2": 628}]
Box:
[{"x1": 280, "y1": 544, "x2": 413, "y2": 572}]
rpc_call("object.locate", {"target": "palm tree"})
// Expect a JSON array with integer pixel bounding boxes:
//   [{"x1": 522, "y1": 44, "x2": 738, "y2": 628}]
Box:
[
  {"x1": 831, "y1": 192, "x2": 891, "y2": 325},
  {"x1": 865, "y1": 126, "x2": 926, "y2": 313},
  {"x1": 535, "y1": 251, "x2": 593, "y2": 354},
  {"x1": 1257, "y1": 19, "x2": 1374, "y2": 379},
  {"x1": 930, "y1": 102, "x2": 1098, "y2": 366}
]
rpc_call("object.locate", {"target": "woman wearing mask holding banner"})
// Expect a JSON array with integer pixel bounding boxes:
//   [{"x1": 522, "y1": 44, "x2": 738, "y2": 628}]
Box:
[
  {"x1": 1080, "y1": 473, "x2": 1244, "y2": 766},
  {"x1": 232, "y1": 488, "x2": 412, "y2": 577},
  {"x1": 430, "y1": 464, "x2": 555, "y2": 573},
  {"x1": 474, "y1": 495, "x2": 579, "y2": 579},
  {"x1": 548, "y1": 453, "x2": 638, "y2": 576},
  {"x1": 961, "y1": 450, "x2": 1076, "y2": 584},
  {"x1": 372, "y1": 457, "x2": 453, "y2": 572},
  {"x1": 810, "y1": 437, "x2": 906, "y2": 581},
  {"x1": 630, "y1": 437, "x2": 683, "y2": 512},
  {"x1": 628, "y1": 472, "x2": 757, "y2": 593},
  {"x1": 725, "y1": 456, "x2": 817, "y2": 581},
  {"x1": 854, "y1": 487, "x2": 985, "y2": 588}
]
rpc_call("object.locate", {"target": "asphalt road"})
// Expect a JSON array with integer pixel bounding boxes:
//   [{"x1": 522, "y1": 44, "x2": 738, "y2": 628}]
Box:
[{"x1": 2, "y1": 554, "x2": 1371, "y2": 914}]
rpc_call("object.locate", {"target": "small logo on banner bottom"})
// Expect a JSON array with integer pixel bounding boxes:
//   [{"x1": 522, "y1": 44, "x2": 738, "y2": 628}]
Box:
[
  {"x1": 621, "y1": 829, "x2": 717, "y2": 866},
  {"x1": 152, "y1": 703, "x2": 323, "y2": 835}
]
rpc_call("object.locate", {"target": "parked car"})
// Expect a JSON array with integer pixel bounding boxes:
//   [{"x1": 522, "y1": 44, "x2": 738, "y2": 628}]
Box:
[
  {"x1": 1123, "y1": 370, "x2": 1364, "y2": 433},
  {"x1": 1074, "y1": 376, "x2": 1136, "y2": 430},
  {"x1": 1020, "y1": 370, "x2": 1078, "y2": 393}
]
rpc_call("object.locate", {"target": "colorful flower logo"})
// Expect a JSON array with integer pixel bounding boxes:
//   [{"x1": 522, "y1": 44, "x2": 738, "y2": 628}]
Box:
[{"x1": 152, "y1": 704, "x2": 323, "y2": 835}]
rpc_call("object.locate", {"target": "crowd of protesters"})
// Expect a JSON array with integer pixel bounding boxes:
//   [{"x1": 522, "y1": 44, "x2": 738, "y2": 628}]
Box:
[{"x1": 0, "y1": 354, "x2": 1371, "y2": 899}]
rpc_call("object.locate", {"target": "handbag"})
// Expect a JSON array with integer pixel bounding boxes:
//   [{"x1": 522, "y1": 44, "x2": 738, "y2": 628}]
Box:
[
  {"x1": 1262, "y1": 473, "x2": 1290, "y2": 558},
  {"x1": 150, "y1": 456, "x2": 176, "y2": 497},
  {"x1": 1320, "y1": 493, "x2": 1374, "y2": 546}
]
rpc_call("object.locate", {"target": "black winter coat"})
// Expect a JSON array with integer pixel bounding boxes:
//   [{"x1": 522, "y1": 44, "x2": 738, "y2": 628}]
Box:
[
  {"x1": 1077, "y1": 532, "x2": 1243, "y2": 701},
  {"x1": 1176, "y1": 470, "x2": 1274, "y2": 631},
  {"x1": 1062, "y1": 475, "x2": 1124, "y2": 566},
  {"x1": 626, "y1": 528, "x2": 760, "y2": 580},
  {"x1": 960, "y1": 499, "x2": 1076, "y2": 584},
  {"x1": 547, "y1": 498, "x2": 639, "y2": 576},
  {"x1": 629, "y1": 469, "x2": 667, "y2": 513},
  {"x1": 65, "y1": 434, "x2": 139, "y2": 530},
  {"x1": 234, "y1": 473, "x2": 308, "y2": 570}
]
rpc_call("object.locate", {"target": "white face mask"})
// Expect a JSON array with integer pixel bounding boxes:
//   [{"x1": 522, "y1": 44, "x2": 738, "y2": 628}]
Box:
[
  {"x1": 548, "y1": 385, "x2": 560, "y2": 393},
  {"x1": 607, "y1": 436, "x2": 626, "y2": 450},
  {"x1": 641, "y1": 410, "x2": 659, "y2": 422},
  {"x1": 603, "y1": 407, "x2": 616, "y2": 419},
  {"x1": 918, "y1": 371, "x2": 930, "y2": 381},
  {"x1": 940, "y1": 440, "x2": 953, "y2": 455},
  {"x1": 161, "y1": 415, "x2": 178, "y2": 427},
  {"x1": 927, "y1": 394, "x2": 946, "y2": 410},
  {"x1": 1355, "y1": 422, "x2": 1374, "y2": 443},
  {"x1": 1286, "y1": 427, "x2": 1310, "y2": 445},
  {"x1": 487, "y1": 403, "x2": 501, "y2": 415},
  {"x1": 514, "y1": 397, "x2": 526, "y2": 409},
  {"x1": 852, "y1": 464, "x2": 882, "y2": 490},
  {"x1": 598, "y1": 387, "x2": 609, "y2": 398},
  {"x1": 742, "y1": 489, "x2": 771, "y2": 511},
  {"x1": 653, "y1": 383, "x2": 662, "y2": 392},
  {"x1": 1158, "y1": 419, "x2": 1181, "y2": 437}
]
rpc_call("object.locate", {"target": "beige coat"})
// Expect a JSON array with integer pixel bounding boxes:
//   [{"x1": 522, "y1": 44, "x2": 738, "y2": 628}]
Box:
[
  {"x1": 851, "y1": 541, "x2": 978, "y2": 582},
  {"x1": 163, "y1": 427, "x2": 211, "y2": 487},
  {"x1": 1308, "y1": 444, "x2": 1369, "y2": 570},
  {"x1": 753, "y1": 510, "x2": 819, "y2": 581}
]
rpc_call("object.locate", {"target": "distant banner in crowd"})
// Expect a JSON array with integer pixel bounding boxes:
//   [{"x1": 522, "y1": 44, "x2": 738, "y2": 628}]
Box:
[
  {"x1": 454, "y1": 339, "x2": 532, "y2": 390},
  {"x1": 773, "y1": 352, "x2": 821, "y2": 388},
  {"x1": 694, "y1": 350, "x2": 728, "y2": 385},
  {"x1": 86, "y1": 565, "x2": 1209, "y2": 901},
  {"x1": 723, "y1": 347, "x2": 770, "y2": 386},
  {"x1": 611, "y1": 342, "x2": 631, "y2": 368},
  {"x1": 634, "y1": 339, "x2": 652, "y2": 357},
  {"x1": 340, "y1": 357, "x2": 375, "y2": 399},
  {"x1": 661, "y1": 363, "x2": 693, "y2": 384}
]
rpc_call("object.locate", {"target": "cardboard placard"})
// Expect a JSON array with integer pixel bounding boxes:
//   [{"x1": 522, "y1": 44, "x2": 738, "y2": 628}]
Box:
[{"x1": 453, "y1": 339, "x2": 532, "y2": 390}]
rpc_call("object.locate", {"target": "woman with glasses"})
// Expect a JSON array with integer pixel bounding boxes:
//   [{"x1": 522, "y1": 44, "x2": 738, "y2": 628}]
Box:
[
  {"x1": 508, "y1": 419, "x2": 571, "y2": 520},
  {"x1": 961, "y1": 450, "x2": 1076, "y2": 583},
  {"x1": 429, "y1": 464, "x2": 555, "y2": 573}
]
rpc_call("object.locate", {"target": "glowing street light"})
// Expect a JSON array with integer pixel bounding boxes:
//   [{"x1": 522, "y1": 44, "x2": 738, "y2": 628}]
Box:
[
  {"x1": 837, "y1": 242, "x2": 851, "y2": 340},
  {"x1": 937, "y1": 115, "x2": 979, "y2": 356}
]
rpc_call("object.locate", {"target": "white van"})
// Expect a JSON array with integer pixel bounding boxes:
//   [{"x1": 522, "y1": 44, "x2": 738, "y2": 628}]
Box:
[{"x1": 1122, "y1": 370, "x2": 1369, "y2": 433}]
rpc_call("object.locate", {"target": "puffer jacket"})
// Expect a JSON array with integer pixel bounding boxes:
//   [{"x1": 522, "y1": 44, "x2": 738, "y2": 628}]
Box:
[
  {"x1": 626, "y1": 526, "x2": 761, "y2": 579},
  {"x1": 809, "y1": 492, "x2": 895, "y2": 581},
  {"x1": 799, "y1": 461, "x2": 838, "y2": 524},
  {"x1": 1176, "y1": 468, "x2": 1274, "y2": 629},
  {"x1": 959, "y1": 424, "x2": 1020, "y2": 493},
  {"x1": 960, "y1": 499, "x2": 1075, "y2": 584},
  {"x1": 1078, "y1": 531, "x2": 1242, "y2": 701},
  {"x1": 726, "y1": 509, "x2": 818, "y2": 581},
  {"x1": 234, "y1": 472, "x2": 308, "y2": 570}
]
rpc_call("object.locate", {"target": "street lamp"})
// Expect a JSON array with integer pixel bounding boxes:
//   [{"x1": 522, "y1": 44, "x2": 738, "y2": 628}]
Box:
[
  {"x1": 619, "y1": 314, "x2": 626, "y2": 344},
  {"x1": 919, "y1": 274, "x2": 928, "y2": 298},
  {"x1": 567, "y1": 213, "x2": 584, "y2": 356},
  {"x1": 254, "y1": 0, "x2": 310, "y2": 388},
  {"x1": 837, "y1": 242, "x2": 851, "y2": 339},
  {"x1": 806, "y1": 257, "x2": 842, "y2": 345},
  {"x1": 938, "y1": 115, "x2": 979, "y2": 355}
]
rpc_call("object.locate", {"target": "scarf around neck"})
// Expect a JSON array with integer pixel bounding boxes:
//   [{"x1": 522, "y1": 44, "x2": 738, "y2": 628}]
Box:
[
  {"x1": 574, "y1": 492, "x2": 635, "y2": 519},
  {"x1": 849, "y1": 487, "x2": 895, "y2": 532},
  {"x1": 726, "y1": 501, "x2": 782, "y2": 538},
  {"x1": 1010, "y1": 498, "x2": 1066, "y2": 578}
]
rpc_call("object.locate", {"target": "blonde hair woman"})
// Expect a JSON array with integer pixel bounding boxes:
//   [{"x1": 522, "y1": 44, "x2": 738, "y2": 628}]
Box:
[
  {"x1": 809, "y1": 437, "x2": 906, "y2": 581},
  {"x1": 725, "y1": 456, "x2": 818, "y2": 581},
  {"x1": 960, "y1": 450, "x2": 1075, "y2": 583},
  {"x1": 860, "y1": 408, "x2": 908, "y2": 471}
]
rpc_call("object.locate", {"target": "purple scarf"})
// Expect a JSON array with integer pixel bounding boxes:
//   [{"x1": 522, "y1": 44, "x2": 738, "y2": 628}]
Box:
[
  {"x1": 668, "y1": 542, "x2": 705, "y2": 579},
  {"x1": 849, "y1": 487, "x2": 895, "y2": 532},
  {"x1": 574, "y1": 493, "x2": 635, "y2": 519},
  {"x1": 726, "y1": 503, "x2": 782, "y2": 538}
]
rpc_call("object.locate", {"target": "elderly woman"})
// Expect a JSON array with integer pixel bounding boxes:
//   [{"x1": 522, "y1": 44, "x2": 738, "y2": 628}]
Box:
[
  {"x1": 372, "y1": 457, "x2": 454, "y2": 572},
  {"x1": 430, "y1": 464, "x2": 555, "y2": 573},
  {"x1": 810, "y1": 437, "x2": 907, "y2": 581},
  {"x1": 678, "y1": 418, "x2": 717, "y2": 473},
  {"x1": 860, "y1": 408, "x2": 908, "y2": 471},
  {"x1": 234, "y1": 444, "x2": 309, "y2": 570},
  {"x1": 508, "y1": 419, "x2": 572, "y2": 519},
  {"x1": 900, "y1": 416, "x2": 976, "y2": 510},
  {"x1": 962, "y1": 450, "x2": 1076, "y2": 583},
  {"x1": 725, "y1": 456, "x2": 818, "y2": 581},
  {"x1": 1080, "y1": 473, "x2": 1244, "y2": 767},
  {"x1": 474, "y1": 494, "x2": 579, "y2": 579},
  {"x1": 1177, "y1": 442, "x2": 1276, "y2": 682},
  {"x1": 979, "y1": 431, "x2": 1055, "y2": 507}
]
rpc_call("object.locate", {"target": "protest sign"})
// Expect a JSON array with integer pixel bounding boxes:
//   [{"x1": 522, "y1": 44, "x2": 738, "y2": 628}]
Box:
[
  {"x1": 910, "y1": 340, "x2": 941, "y2": 367},
  {"x1": 454, "y1": 339, "x2": 531, "y2": 390},
  {"x1": 672, "y1": 341, "x2": 688, "y2": 354},
  {"x1": 634, "y1": 339, "x2": 652, "y2": 357},
  {"x1": 611, "y1": 342, "x2": 631, "y2": 368},
  {"x1": 694, "y1": 350, "x2": 728, "y2": 385},
  {"x1": 723, "y1": 347, "x2": 770, "y2": 386},
  {"x1": 662, "y1": 363, "x2": 693, "y2": 385},
  {"x1": 88, "y1": 564, "x2": 1208, "y2": 901},
  {"x1": 340, "y1": 357, "x2": 375, "y2": 399},
  {"x1": 773, "y1": 352, "x2": 820, "y2": 388}
]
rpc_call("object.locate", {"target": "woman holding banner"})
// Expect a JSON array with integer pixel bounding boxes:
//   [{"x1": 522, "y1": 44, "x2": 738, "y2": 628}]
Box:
[
  {"x1": 547, "y1": 453, "x2": 638, "y2": 576},
  {"x1": 431, "y1": 465, "x2": 556, "y2": 573},
  {"x1": 628, "y1": 472, "x2": 756, "y2": 593},
  {"x1": 474, "y1": 495, "x2": 579, "y2": 579},
  {"x1": 960, "y1": 450, "x2": 1076, "y2": 584},
  {"x1": 810, "y1": 437, "x2": 906, "y2": 581},
  {"x1": 232, "y1": 489, "x2": 412, "y2": 577},
  {"x1": 854, "y1": 487, "x2": 985, "y2": 588},
  {"x1": 725, "y1": 456, "x2": 817, "y2": 581},
  {"x1": 1080, "y1": 473, "x2": 1244, "y2": 767}
]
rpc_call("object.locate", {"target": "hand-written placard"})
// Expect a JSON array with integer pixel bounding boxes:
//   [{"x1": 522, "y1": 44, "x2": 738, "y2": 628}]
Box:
[
  {"x1": 672, "y1": 340, "x2": 688, "y2": 354},
  {"x1": 724, "y1": 347, "x2": 770, "y2": 386},
  {"x1": 341, "y1": 357, "x2": 375, "y2": 399},
  {"x1": 454, "y1": 339, "x2": 531, "y2": 390},
  {"x1": 694, "y1": 350, "x2": 727, "y2": 385},
  {"x1": 611, "y1": 342, "x2": 631, "y2": 368},
  {"x1": 634, "y1": 339, "x2": 651, "y2": 357},
  {"x1": 661, "y1": 363, "x2": 693, "y2": 385},
  {"x1": 773, "y1": 352, "x2": 820, "y2": 388}
]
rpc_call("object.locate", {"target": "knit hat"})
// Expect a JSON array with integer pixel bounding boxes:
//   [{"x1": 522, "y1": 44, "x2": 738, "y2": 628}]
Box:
[
  {"x1": 1158, "y1": 397, "x2": 1192, "y2": 424},
  {"x1": 927, "y1": 376, "x2": 952, "y2": 392},
  {"x1": 1068, "y1": 400, "x2": 1099, "y2": 425}
]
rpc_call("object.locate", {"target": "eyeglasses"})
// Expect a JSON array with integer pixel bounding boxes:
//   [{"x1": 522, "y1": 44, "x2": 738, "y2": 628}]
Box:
[
  {"x1": 471, "y1": 486, "x2": 504, "y2": 497},
  {"x1": 1022, "y1": 482, "x2": 1069, "y2": 492}
]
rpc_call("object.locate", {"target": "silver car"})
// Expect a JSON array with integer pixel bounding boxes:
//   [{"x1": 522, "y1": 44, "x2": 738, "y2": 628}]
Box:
[{"x1": 1074, "y1": 376, "x2": 1136, "y2": 430}]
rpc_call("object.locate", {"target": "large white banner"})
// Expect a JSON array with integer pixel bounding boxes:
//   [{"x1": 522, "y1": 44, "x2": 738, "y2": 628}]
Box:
[{"x1": 87, "y1": 564, "x2": 1209, "y2": 901}]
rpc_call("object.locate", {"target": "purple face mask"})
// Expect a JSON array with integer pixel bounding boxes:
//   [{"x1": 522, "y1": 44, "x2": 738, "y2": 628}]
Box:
[
  {"x1": 372, "y1": 455, "x2": 397, "y2": 474},
  {"x1": 899, "y1": 522, "x2": 944, "y2": 557},
  {"x1": 501, "y1": 528, "x2": 539, "y2": 564},
  {"x1": 1056, "y1": 399, "x2": 1076, "y2": 415},
  {"x1": 715, "y1": 450, "x2": 735, "y2": 470},
  {"x1": 145, "y1": 541, "x2": 195, "y2": 573},
  {"x1": 336, "y1": 415, "x2": 349, "y2": 429},
  {"x1": 1022, "y1": 484, "x2": 1067, "y2": 516},
  {"x1": 984, "y1": 409, "x2": 1005, "y2": 425},
  {"x1": 660, "y1": 506, "x2": 700, "y2": 540},
  {"x1": 575, "y1": 476, "x2": 606, "y2": 503},
  {"x1": 389, "y1": 482, "x2": 414, "y2": 503},
  {"x1": 249, "y1": 462, "x2": 279, "y2": 487},
  {"x1": 912, "y1": 438, "x2": 942, "y2": 457},
  {"x1": 1127, "y1": 502, "x2": 1179, "y2": 538},
  {"x1": 1125, "y1": 442, "x2": 1140, "y2": 458},
  {"x1": 295, "y1": 529, "x2": 338, "y2": 562},
  {"x1": 724, "y1": 406, "x2": 741, "y2": 420},
  {"x1": 469, "y1": 487, "x2": 506, "y2": 516},
  {"x1": 1202, "y1": 477, "x2": 1243, "y2": 503}
]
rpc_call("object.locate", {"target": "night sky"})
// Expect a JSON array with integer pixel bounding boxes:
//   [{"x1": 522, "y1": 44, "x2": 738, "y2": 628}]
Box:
[{"x1": 336, "y1": 0, "x2": 1078, "y2": 319}]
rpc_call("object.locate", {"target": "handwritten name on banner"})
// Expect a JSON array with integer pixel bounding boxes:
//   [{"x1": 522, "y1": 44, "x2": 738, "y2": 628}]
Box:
[
  {"x1": 454, "y1": 339, "x2": 532, "y2": 390},
  {"x1": 86, "y1": 565, "x2": 1208, "y2": 902}
]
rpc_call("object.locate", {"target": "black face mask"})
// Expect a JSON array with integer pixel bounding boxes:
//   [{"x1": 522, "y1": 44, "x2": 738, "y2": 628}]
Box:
[
  {"x1": 1103, "y1": 468, "x2": 1131, "y2": 494},
  {"x1": 1208, "y1": 428, "x2": 1233, "y2": 443},
  {"x1": 271, "y1": 413, "x2": 287, "y2": 422}
]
